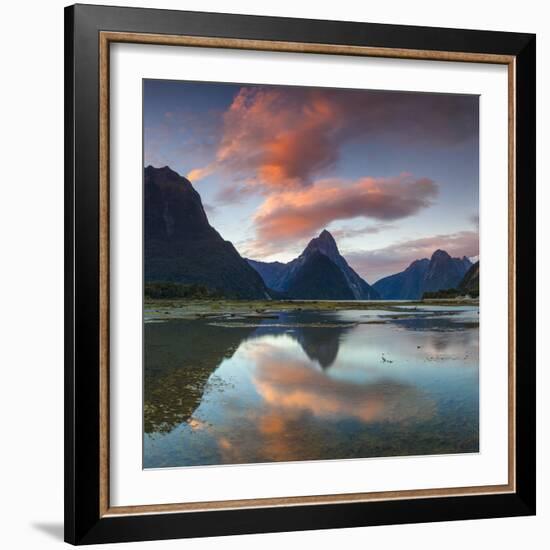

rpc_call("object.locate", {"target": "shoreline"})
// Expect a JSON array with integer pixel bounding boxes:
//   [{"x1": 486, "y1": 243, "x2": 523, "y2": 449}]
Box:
[{"x1": 144, "y1": 297, "x2": 479, "y2": 322}]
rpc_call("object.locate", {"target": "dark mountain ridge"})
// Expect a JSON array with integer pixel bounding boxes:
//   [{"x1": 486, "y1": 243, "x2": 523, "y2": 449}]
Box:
[
  {"x1": 372, "y1": 258, "x2": 430, "y2": 300},
  {"x1": 423, "y1": 250, "x2": 472, "y2": 293},
  {"x1": 373, "y1": 250, "x2": 472, "y2": 300},
  {"x1": 459, "y1": 261, "x2": 479, "y2": 294},
  {"x1": 284, "y1": 250, "x2": 356, "y2": 300},
  {"x1": 248, "y1": 230, "x2": 379, "y2": 300},
  {"x1": 245, "y1": 259, "x2": 288, "y2": 290},
  {"x1": 144, "y1": 166, "x2": 269, "y2": 299}
]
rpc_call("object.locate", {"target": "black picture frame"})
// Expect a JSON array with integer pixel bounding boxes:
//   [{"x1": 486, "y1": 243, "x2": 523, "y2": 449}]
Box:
[{"x1": 65, "y1": 3, "x2": 536, "y2": 545}]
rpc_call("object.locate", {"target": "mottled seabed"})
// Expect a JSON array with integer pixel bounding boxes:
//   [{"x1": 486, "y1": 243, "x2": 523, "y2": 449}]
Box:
[{"x1": 143, "y1": 300, "x2": 479, "y2": 468}]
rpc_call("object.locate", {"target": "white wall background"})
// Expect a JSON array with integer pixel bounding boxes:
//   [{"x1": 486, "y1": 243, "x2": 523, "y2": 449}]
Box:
[{"x1": 0, "y1": 0, "x2": 546, "y2": 548}]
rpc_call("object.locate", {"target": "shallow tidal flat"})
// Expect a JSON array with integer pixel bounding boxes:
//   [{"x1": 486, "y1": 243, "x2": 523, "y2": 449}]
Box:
[
  {"x1": 144, "y1": 298, "x2": 479, "y2": 322},
  {"x1": 144, "y1": 299, "x2": 479, "y2": 468}
]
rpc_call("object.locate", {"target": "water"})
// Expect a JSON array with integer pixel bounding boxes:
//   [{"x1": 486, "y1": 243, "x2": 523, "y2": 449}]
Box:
[{"x1": 144, "y1": 306, "x2": 479, "y2": 468}]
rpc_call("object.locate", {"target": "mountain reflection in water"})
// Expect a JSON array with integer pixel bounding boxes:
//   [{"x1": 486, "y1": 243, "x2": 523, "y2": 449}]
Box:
[{"x1": 144, "y1": 308, "x2": 479, "y2": 468}]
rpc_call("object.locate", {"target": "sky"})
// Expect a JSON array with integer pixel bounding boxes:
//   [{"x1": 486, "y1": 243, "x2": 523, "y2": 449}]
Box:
[{"x1": 144, "y1": 79, "x2": 479, "y2": 283}]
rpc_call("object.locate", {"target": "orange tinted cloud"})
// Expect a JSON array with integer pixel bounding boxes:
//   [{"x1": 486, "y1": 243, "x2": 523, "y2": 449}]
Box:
[
  {"x1": 187, "y1": 165, "x2": 215, "y2": 181},
  {"x1": 187, "y1": 86, "x2": 477, "y2": 191},
  {"x1": 190, "y1": 87, "x2": 342, "y2": 188},
  {"x1": 252, "y1": 174, "x2": 438, "y2": 244}
]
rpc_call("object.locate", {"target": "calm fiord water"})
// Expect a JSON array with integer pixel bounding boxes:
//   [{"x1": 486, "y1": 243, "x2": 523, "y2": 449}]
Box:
[{"x1": 144, "y1": 306, "x2": 479, "y2": 468}]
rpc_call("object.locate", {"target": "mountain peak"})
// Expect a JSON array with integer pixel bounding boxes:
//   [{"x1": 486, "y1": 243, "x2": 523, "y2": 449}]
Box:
[
  {"x1": 144, "y1": 165, "x2": 191, "y2": 186},
  {"x1": 303, "y1": 229, "x2": 339, "y2": 259},
  {"x1": 431, "y1": 249, "x2": 451, "y2": 261},
  {"x1": 374, "y1": 248, "x2": 473, "y2": 300},
  {"x1": 145, "y1": 164, "x2": 175, "y2": 174},
  {"x1": 318, "y1": 229, "x2": 335, "y2": 242},
  {"x1": 248, "y1": 228, "x2": 378, "y2": 299}
]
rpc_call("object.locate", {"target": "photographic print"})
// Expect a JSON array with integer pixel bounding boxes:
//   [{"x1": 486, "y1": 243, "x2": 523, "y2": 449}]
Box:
[
  {"x1": 65, "y1": 8, "x2": 535, "y2": 542},
  {"x1": 143, "y1": 80, "x2": 480, "y2": 469}
]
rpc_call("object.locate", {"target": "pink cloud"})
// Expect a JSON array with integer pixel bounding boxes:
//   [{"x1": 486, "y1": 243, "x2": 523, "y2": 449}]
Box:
[
  {"x1": 252, "y1": 174, "x2": 438, "y2": 246},
  {"x1": 330, "y1": 223, "x2": 395, "y2": 241}
]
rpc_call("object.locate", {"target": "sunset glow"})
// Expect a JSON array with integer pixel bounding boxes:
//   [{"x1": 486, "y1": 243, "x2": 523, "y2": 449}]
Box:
[{"x1": 144, "y1": 80, "x2": 479, "y2": 282}]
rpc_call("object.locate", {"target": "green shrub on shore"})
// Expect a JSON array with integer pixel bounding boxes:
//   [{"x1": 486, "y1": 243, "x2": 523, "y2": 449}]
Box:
[
  {"x1": 422, "y1": 287, "x2": 478, "y2": 299},
  {"x1": 144, "y1": 281, "x2": 222, "y2": 299}
]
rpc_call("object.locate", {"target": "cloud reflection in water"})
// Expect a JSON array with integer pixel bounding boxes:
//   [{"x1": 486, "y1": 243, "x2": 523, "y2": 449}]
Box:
[{"x1": 144, "y1": 311, "x2": 479, "y2": 468}]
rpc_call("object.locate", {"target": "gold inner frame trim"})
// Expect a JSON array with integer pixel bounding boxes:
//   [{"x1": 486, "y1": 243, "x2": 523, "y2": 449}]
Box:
[{"x1": 98, "y1": 31, "x2": 517, "y2": 518}]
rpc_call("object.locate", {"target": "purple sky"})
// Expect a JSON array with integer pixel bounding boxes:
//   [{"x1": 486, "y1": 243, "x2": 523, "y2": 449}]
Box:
[{"x1": 144, "y1": 79, "x2": 479, "y2": 283}]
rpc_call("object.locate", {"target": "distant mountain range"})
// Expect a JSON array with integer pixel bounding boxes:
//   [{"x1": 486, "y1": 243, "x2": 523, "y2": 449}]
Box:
[
  {"x1": 144, "y1": 166, "x2": 269, "y2": 299},
  {"x1": 373, "y1": 250, "x2": 472, "y2": 300},
  {"x1": 247, "y1": 230, "x2": 379, "y2": 300},
  {"x1": 144, "y1": 166, "x2": 477, "y2": 301}
]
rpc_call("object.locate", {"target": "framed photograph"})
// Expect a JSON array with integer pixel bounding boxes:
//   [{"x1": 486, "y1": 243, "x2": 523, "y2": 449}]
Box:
[{"x1": 64, "y1": 4, "x2": 536, "y2": 545}]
